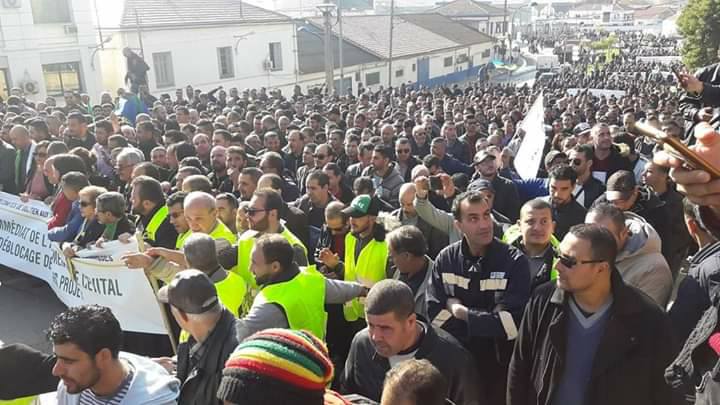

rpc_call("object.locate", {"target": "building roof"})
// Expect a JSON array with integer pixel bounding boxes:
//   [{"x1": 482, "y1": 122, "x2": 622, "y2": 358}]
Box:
[
  {"x1": 119, "y1": 0, "x2": 290, "y2": 28},
  {"x1": 308, "y1": 13, "x2": 494, "y2": 60},
  {"x1": 633, "y1": 5, "x2": 676, "y2": 20},
  {"x1": 431, "y1": 0, "x2": 506, "y2": 17}
]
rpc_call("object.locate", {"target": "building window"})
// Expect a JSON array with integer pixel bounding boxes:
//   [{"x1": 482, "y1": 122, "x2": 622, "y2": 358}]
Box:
[
  {"x1": 395, "y1": 69, "x2": 404, "y2": 78},
  {"x1": 355, "y1": 72, "x2": 361, "y2": 81},
  {"x1": 217, "y1": 47, "x2": 234, "y2": 79},
  {"x1": 365, "y1": 72, "x2": 380, "y2": 86},
  {"x1": 152, "y1": 52, "x2": 175, "y2": 88},
  {"x1": 412, "y1": 63, "x2": 416, "y2": 72},
  {"x1": 31, "y1": 0, "x2": 71, "y2": 24},
  {"x1": 444, "y1": 57, "x2": 453, "y2": 67},
  {"x1": 42, "y1": 62, "x2": 82, "y2": 97},
  {"x1": 482, "y1": 49, "x2": 491, "y2": 58},
  {"x1": 268, "y1": 42, "x2": 283, "y2": 71}
]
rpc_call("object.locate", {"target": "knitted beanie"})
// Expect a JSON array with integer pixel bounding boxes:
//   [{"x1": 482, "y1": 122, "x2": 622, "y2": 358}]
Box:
[{"x1": 217, "y1": 328, "x2": 335, "y2": 405}]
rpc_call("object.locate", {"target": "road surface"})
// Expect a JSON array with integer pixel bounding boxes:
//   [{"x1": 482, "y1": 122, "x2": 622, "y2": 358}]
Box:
[{"x1": 0, "y1": 267, "x2": 66, "y2": 353}]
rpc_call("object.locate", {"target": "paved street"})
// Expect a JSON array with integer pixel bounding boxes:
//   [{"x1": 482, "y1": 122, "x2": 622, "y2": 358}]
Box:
[{"x1": 0, "y1": 267, "x2": 66, "y2": 353}]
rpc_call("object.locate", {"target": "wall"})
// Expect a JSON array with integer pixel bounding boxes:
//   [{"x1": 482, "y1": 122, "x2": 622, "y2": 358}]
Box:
[
  {"x1": 105, "y1": 22, "x2": 300, "y2": 96},
  {"x1": 0, "y1": 0, "x2": 103, "y2": 102}
]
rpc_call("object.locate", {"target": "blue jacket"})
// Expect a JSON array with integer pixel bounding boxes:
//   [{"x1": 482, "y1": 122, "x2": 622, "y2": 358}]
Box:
[
  {"x1": 48, "y1": 201, "x2": 83, "y2": 243},
  {"x1": 428, "y1": 238, "x2": 530, "y2": 368},
  {"x1": 440, "y1": 154, "x2": 473, "y2": 176}
]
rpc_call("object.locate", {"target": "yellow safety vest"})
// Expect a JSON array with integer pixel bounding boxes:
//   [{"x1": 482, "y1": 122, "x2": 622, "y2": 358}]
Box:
[
  {"x1": 175, "y1": 230, "x2": 191, "y2": 250},
  {"x1": 207, "y1": 221, "x2": 237, "y2": 245},
  {"x1": 343, "y1": 234, "x2": 388, "y2": 321},
  {"x1": 257, "y1": 265, "x2": 327, "y2": 340},
  {"x1": 145, "y1": 205, "x2": 169, "y2": 242},
  {"x1": 0, "y1": 397, "x2": 37, "y2": 405},
  {"x1": 233, "y1": 228, "x2": 308, "y2": 290},
  {"x1": 178, "y1": 270, "x2": 247, "y2": 343}
]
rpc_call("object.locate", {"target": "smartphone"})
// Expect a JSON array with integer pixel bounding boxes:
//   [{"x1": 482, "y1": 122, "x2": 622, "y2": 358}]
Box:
[
  {"x1": 671, "y1": 66, "x2": 683, "y2": 82},
  {"x1": 631, "y1": 121, "x2": 720, "y2": 179},
  {"x1": 429, "y1": 175, "x2": 443, "y2": 191}
]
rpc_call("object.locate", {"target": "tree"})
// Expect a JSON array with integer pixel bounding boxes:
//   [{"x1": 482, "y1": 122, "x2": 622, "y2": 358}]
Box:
[{"x1": 677, "y1": 0, "x2": 720, "y2": 70}]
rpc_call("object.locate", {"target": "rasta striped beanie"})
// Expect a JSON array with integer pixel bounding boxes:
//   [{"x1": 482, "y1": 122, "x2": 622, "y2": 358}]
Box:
[{"x1": 216, "y1": 328, "x2": 335, "y2": 405}]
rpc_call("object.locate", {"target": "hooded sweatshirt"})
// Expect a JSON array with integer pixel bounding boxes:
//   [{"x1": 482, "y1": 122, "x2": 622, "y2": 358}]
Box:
[
  {"x1": 56, "y1": 352, "x2": 180, "y2": 405},
  {"x1": 616, "y1": 212, "x2": 673, "y2": 308}
]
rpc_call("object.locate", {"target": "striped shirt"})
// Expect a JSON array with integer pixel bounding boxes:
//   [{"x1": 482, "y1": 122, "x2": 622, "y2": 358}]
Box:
[{"x1": 78, "y1": 365, "x2": 134, "y2": 405}]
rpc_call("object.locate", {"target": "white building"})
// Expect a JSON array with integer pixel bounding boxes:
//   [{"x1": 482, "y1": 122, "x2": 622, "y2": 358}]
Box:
[
  {"x1": 99, "y1": 0, "x2": 301, "y2": 96},
  {"x1": 431, "y1": 0, "x2": 509, "y2": 37},
  {"x1": 0, "y1": 0, "x2": 104, "y2": 102}
]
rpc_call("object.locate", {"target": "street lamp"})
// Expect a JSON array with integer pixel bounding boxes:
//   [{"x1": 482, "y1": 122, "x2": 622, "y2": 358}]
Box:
[
  {"x1": 317, "y1": 3, "x2": 336, "y2": 96},
  {"x1": 511, "y1": 2, "x2": 538, "y2": 45}
]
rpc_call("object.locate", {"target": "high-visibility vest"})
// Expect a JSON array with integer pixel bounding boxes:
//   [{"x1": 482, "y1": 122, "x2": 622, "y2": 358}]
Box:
[
  {"x1": 208, "y1": 221, "x2": 237, "y2": 245},
  {"x1": 175, "y1": 230, "x2": 191, "y2": 250},
  {"x1": 343, "y1": 234, "x2": 388, "y2": 321},
  {"x1": 233, "y1": 228, "x2": 307, "y2": 290},
  {"x1": 0, "y1": 397, "x2": 38, "y2": 405},
  {"x1": 257, "y1": 265, "x2": 327, "y2": 340},
  {"x1": 501, "y1": 224, "x2": 560, "y2": 280},
  {"x1": 178, "y1": 271, "x2": 248, "y2": 343},
  {"x1": 144, "y1": 205, "x2": 169, "y2": 242}
]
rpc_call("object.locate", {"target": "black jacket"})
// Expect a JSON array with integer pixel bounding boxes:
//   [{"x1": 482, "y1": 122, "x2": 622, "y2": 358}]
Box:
[
  {"x1": 659, "y1": 188, "x2": 693, "y2": 275},
  {"x1": 679, "y1": 62, "x2": 720, "y2": 139},
  {"x1": 575, "y1": 175, "x2": 606, "y2": 209},
  {"x1": 0, "y1": 344, "x2": 58, "y2": 400},
  {"x1": 176, "y1": 308, "x2": 239, "y2": 405},
  {"x1": 137, "y1": 204, "x2": 178, "y2": 249},
  {"x1": 0, "y1": 140, "x2": 17, "y2": 194},
  {"x1": 666, "y1": 296, "x2": 720, "y2": 404},
  {"x1": 590, "y1": 146, "x2": 632, "y2": 183},
  {"x1": 340, "y1": 320, "x2": 481, "y2": 405},
  {"x1": 542, "y1": 196, "x2": 587, "y2": 240},
  {"x1": 507, "y1": 271, "x2": 675, "y2": 405},
  {"x1": 391, "y1": 209, "x2": 449, "y2": 259}
]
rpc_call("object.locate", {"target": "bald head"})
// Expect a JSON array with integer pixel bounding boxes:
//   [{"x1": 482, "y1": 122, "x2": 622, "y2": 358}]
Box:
[
  {"x1": 10, "y1": 125, "x2": 31, "y2": 149},
  {"x1": 184, "y1": 191, "x2": 216, "y2": 211},
  {"x1": 257, "y1": 173, "x2": 283, "y2": 191},
  {"x1": 184, "y1": 191, "x2": 218, "y2": 234},
  {"x1": 183, "y1": 233, "x2": 219, "y2": 273},
  {"x1": 399, "y1": 183, "x2": 416, "y2": 216}
]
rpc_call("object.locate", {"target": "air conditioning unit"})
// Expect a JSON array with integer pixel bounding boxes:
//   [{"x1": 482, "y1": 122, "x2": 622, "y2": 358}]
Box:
[
  {"x1": 456, "y1": 54, "x2": 469, "y2": 64},
  {"x1": 2, "y1": 0, "x2": 21, "y2": 9},
  {"x1": 63, "y1": 24, "x2": 78, "y2": 34},
  {"x1": 262, "y1": 59, "x2": 274, "y2": 71},
  {"x1": 20, "y1": 80, "x2": 39, "y2": 94}
]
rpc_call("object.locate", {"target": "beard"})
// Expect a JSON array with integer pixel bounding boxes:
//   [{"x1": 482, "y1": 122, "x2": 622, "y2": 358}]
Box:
[
  {"x1": 250, "y1": 215, "x2": 269, "y2": 232},
  {"x1": 63, "y1": 364, "x2": 101, "y2": 394}
]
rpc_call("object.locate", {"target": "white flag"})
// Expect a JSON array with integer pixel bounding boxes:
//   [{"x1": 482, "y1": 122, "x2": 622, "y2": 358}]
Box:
[{"x1": 515, "y1": 93, "x2": 546, "y2": 180}]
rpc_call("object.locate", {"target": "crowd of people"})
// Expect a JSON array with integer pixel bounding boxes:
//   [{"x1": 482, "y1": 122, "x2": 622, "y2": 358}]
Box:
[{"x1": 1, "y1": 31, "x2": 720, "y2": 405}]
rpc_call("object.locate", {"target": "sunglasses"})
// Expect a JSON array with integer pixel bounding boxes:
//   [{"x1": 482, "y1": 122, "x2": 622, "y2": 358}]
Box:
[
  {"x1": 243, "y1": 207, "x2": 268, "y2": 216},
  {"x1": 570, "y1": 158, "x2": 583, "y2": 166},
  {"x1": 558, "y1": 254, "x2": 605, "y2": 269}
]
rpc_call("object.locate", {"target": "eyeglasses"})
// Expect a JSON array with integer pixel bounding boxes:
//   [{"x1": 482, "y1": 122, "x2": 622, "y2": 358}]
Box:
[
  {"x1": 571, "y1": 159, "x2": 583, "y2": 166},
  {"x1": 79, "y1": 200, "x2": 93, "y2": 207},
  {"x1": 558, "y1": 254, "x2": 605, "y2": 269},
  {"x1": 396, "y1": 149, "x2": 411, "y2": 154},
  {"x1": 243, "y1": 207, "x2": 268, "y2": 216}
]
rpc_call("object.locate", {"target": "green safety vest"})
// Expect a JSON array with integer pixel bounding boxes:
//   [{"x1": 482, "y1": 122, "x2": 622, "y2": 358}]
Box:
[
  {"x1": 175, "y1": 230, "x2": 191, "y2": 250},
  {"x1": 0, "y1": 397, "x2": 37, "y2": 405},
  {"x1": 257, "y1": 265, "x2": 327, "y2": 340},
  {"x1": 234, "y1": 228, "x2": 308, "y2": 290},
  {"x1": 178, "y1": 270, "x2": 248, "y2": 343},
  {"x1": 502, "y1": 224, "x2": 560, "y2": 280},
  {"x1": 145, "y1": 205, "x2": 169, "y2": 242},
  {"x1": 343, "y1": 234, "x2": 388, "y2": 321},
  {"x1": 208, "y1": 221, "x2": 237, "y2": 245}
]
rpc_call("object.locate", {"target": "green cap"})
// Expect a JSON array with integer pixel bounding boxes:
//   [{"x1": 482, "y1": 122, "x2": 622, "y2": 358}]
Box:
[{"x1": 342, "y1": 194, "x2": 379, "y2": 218}]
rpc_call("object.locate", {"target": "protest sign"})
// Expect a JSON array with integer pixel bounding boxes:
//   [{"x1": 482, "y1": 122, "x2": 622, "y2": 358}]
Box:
[
  {"x1": 515, "y1": 93, "x2": 546, "y2": 180},
  {"x1": 0, "y1": 192, "x2": 166, "y2": 334}
]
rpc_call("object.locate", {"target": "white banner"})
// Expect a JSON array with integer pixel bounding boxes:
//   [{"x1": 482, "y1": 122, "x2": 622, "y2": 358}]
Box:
[
  {"x1": 0, "y1": 192, "x2": 166, "y2": 334},
  {"x1": 515, "y1": 93, "x2": 546, "y2": 180},
  {"x1": 567, "y1": 88, "x2": 627, "y2": 98}
]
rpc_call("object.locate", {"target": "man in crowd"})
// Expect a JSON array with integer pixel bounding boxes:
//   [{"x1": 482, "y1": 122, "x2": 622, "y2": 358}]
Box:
[
  {"x1": 208, "y1": 145, "x2": 228, "y2": 192},
  {"x1": 48, "y1": 305, "x2": 180, "y2": 404},
  {"x1": 10, "y1": 125, "x2": 36, "y2": 192},
  {"x1": 470, "y1": 150, "x2": 521, "y2": 222},
  {"x1": 590, "y1": 123, "x2": 631, "y2": 183},
  {"x1": 386, "y1": 225, "x2": 434, "y2": 318},
  {"x1": 362, "y1": 145, "x2": 403, "y2": 207},
  {"x1": 341, "y1": 280, "x2": 480, "y2": 404},
  {"x1": 295, "y1": 170, "x2": 334, "y2": 230},
  {"x1": 392, "y1": 183, "x2": 448, "y2": 258},
  {"x1": 507, "y1": 224, "x2": 674, "y2": 405},
  {"x1": 543, "y1": 165, "x2": 587, "y2": 239},
  {"x1": 428, "y1": 191, "x2": 530, "y2": 405},
  {"x1": 131, "y1": 175, "x2": 178, "y2": 249},
  {"x1": 586, "y1": 203, "x2": 672, "y2": 307},
  {"x1": 568, "y1": 144, "x2": 606, "y2": 208}
]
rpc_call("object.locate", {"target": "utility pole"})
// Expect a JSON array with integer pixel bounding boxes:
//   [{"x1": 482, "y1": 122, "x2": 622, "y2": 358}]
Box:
[
  {"x1": 502, "y1": 0, "x2": 508, "y2": 60},
  {"x1": 93, "y1": 0, "x2": 104, "y2": 49},
  {"x1": 319, "y1": 4, "x2": 336, "y2": 96},
  {"x1": 134, "y1": 8, "x2": 145, "y2": 58},
  {"x1": 337, "y1": 0, "x2": 345, "y2": 96},
  {"x1": 387, "y1": 0, "x2": 394, "y2": 88}
]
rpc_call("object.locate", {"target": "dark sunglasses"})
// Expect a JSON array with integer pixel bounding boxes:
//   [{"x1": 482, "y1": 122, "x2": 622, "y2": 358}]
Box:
[
  {"x1": 243, "y1": 207, "x2": 268, "y2": 216},
  {"x1": 558, "y1": 254, "x2": 605, "y2": 269},
  {"x1": 570, "y1": 159, "x2": 583, "y2": 166}
]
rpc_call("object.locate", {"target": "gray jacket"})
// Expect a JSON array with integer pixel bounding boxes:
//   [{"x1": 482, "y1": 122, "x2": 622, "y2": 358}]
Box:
[
  {"x1": 362, "y1": 163, "x2": 404, "y2": 207},
  {"x1": 392, "y1": 256, "x2": 434, "y2": 319}
]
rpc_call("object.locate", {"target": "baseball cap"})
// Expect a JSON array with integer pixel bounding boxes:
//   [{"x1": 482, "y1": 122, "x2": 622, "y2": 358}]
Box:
[
  {"x1": 573, "y1": 123, "x2": 591, "y2": 136},
  {"x1": 606, "y1": 170, "x2": 637, "y2": 201},
  {"x1": 544, "y1": 150, "x2": 568, "y2": 169},
  {"x1": 157, "y1": 269, "x2": 219, "y2": 314},
  {"x1": 472, "y1": 150, "x2": 496, "y2": 165},
  {"x1": 342, "y1": 194, "x2": 381, "y2": 218}
]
